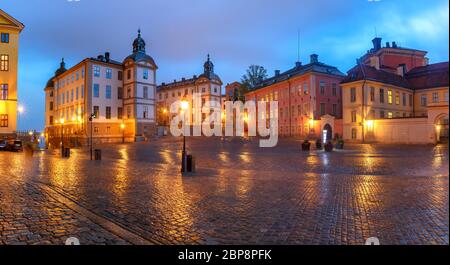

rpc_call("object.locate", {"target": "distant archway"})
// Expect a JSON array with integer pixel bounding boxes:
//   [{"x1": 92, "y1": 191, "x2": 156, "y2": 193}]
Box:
[
  {"x1": 435, "y1": 114, "x2": 449, "y2": 143},
  {"x1": 323, "y1": 124, "x2": 333, "y2": 142}
]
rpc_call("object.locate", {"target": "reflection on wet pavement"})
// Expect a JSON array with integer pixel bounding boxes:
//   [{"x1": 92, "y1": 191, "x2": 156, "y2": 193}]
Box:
[{"x1": 0, "y1": 137, "x2": 448, "y2": 245}]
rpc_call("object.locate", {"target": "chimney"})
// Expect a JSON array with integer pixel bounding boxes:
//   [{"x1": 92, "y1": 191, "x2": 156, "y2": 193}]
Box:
[
  {"x1": 162, "y1": 82, "x2": 166, "y2": 86},
  {"x1": 369, "y1": 56, "x2": 380, "y2": 70},
  {"x1": 295, "y1": 61, "x2": 302, "y2": 68},
  {"x1": 182, "y1": 77, "x2": 186, "y2": 81},
  {"x1": 386, "y1": 42, "x2": 390, "y2": 48},
  {"x1": 372, "y1": 37, "x2": 382, "y2": 51},
  {"x1": 310, "y1": 54, "x2": 319, "y2": 63},
  {"x1": 105, "y1": 52, "x2": 110, "y2": 62},
  {"x1": 274, "y1": 70, "x2": 280, "y2": 76},
  {"x1": 97, "y1": 55, "x2": 104, "y2": 61},
  {"x1": 392, "y1": 41, "x2": 398, "y2": 48},
  {"x1": 397, "y1": 63, "x2": 407, "y2": 76}
]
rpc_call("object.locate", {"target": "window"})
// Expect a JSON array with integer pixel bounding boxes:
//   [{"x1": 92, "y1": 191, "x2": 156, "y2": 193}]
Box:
[
  {"x1": 402, "y1": 93, "x2": 406, "y2": 106},
  {"x1": 395, "y1": 91, "x2": 400, "y2": 105},
  {"x1": 351, "y1": 128, "x2": 357, "y2": 139},
  {"x1": 118, "y1": 71, "x2": 123, "y2": 81},
  {"x1": 82, "y1": 69, "x2": 85, "y2": 78},
  {"x1": 117, "y1": 107, "x2": 123, "y2": 119},
  {"x1": 320, "y1": 103, "x2": 326, "y2": 116},
  {"x1": 118, "y1": 87, "x2": 123, "y2": 99},
  {"x1": 143, "y1": 86, "x2": 148, "y2": 99},
  {"x1": 105, "y1": 106, "x2": 111, "y2": 119},
  {"x1": 332, "y1": 104, "x2": 337, "y2": 116},
  {"x1": 421, "y1": 95, "x2": 427, "y2": 106},
  {"x1": 320, "y1": 81, "x2": 326, "y2": 95},
  {"x1": 409, "y1": 94, "x2": 413, "y2": 106},
  {"x1": 127, "y1": 87, "x2": 131, "y2": 98},
  {"x1": 370, "y1": 87, "x2": 375, "y2": 101},
  {"x1": 127, "y1": 69, "x2": 131, "y2": 80},
  {"x1": 93, "y1": 84, "x2": 100, "y2": 98},
  {"x1": 93, "y1": 66, "x2": 101, "y2": 77},
  {"x1": 81, "y1": 85, "x2": 84, "y2": 98},
  {"x1": 49, "y1": 102, "x2": 53, "y2": 111},
  {"x1": 143, "y1": 106, "x2": 148, "y2": 119},
  {"x1": 303, "y1": 83, "x2": 308, "y2": 95},
  {"x1": 76, "y1": 72, "x2": 79, "y2": 80},
  {"x1": 71, "y1": 89, "x2": 74, "y2": 102},
  {"x1": 380, "y1": 110, "x2": 385, "y2": 118},
  {"x1": 388, "y1": 90, "x2": 393, "y2": 104},
  {"x1": 350, "y1": 87, "x2": 356, "y2": 102},
  {"x1": 127, "y1": 106, "x2": 131, "y2": 118},
  {"x1": 106, "y1": 68, "x2": 112, "y2": 79},
  {"x1": 49, "y1": 116, "x2": 54, "y2": 125},
  {"x1": 351, "y1": 111, "x2": 357, "y2": 122},
  {"x1": 332, "y1": 83, "x2": 337, "y2": 96},
  {"x1": 0, "y1": 84, "x2": 8, "y2": 100},
  {"x1": 388, "y1": 112, "x2": 393, "y2": 119},
  {"x1": 93, "y1": 106, "x2": 99, "y2": 119},
  {"x1": 0, "y1": 114, "x2": 8, "y2": 127},
  {"x1": 379, "y1": 88, "x2": 385, "y2": 103},
  {"x1": 297, "y1": 105, "x2": 302, "y2": 116},
  {"x1": 432, "y1": 92, "x2": 439, "y2": 103},
  {"x1": 1, "y1": 33, "x2": 9, "y2": 43},
  {"x1": 0, "y1": 55, "x2": 9, "y2": 71},
  {"x1": 445, "y1": 92, "x2": 449, "y2": 102},
  {"x1": 106, "y1": 85, "x2": 112, "y2": 99},
  {"x1": 143, "y1": 69, "x2": 149, "y2": 80}
]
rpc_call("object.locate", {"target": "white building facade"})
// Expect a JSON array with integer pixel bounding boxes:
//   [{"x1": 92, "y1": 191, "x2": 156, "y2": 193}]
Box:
[{"x1": 44, "y1": 30, "x2": 158, "y2": 147}]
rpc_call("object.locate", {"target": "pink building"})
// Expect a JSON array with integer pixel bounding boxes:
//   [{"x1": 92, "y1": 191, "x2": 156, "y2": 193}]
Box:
[{"x1": 245, "y1": 54, "x2": 345, "y2": 139}]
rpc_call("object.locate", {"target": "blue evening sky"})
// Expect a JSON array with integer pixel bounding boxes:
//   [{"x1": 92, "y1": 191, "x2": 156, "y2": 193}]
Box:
[{"x1": 1, "y1": 0, "x2": 448, "y2": 130}]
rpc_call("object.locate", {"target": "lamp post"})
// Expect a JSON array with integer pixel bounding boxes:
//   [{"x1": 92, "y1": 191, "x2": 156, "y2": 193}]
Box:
[
  {"x1": 180, "y1": 100, "x2": 189, "y2": 173},
  {"x1": 59, "y1": 118, "x2": 65, "y2": 156},
  {"x1": 89, "y1": 113, "x2": 95, "y2": 160},
  {"x1": 120, "y1": 122, "x2": 125, "y2": 144}
]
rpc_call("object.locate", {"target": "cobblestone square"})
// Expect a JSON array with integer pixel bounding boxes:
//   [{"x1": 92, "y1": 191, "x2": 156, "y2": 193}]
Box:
[{"x1": 0, "y1": 138, "x2": 448, "y2": 245}]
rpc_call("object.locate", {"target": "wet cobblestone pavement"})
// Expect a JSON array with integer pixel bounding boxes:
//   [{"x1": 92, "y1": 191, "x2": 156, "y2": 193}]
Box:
[{"x1": 0, "y1": 137, "x2": 448, "y2": 245}]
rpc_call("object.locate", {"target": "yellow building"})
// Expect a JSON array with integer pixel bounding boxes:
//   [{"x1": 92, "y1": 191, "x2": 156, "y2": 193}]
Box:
[
  {"x1": 0, "y1": 9, "x2": 24, "y2": 137},
  {"x1": 341, "y1": 38, "x2": 449, "y2": 144}
]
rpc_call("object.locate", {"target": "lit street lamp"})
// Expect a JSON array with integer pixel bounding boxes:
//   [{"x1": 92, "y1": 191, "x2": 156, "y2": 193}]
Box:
[
  {"x1": 120, "y1": 122, "x2": 125, "y2": 144},
  {"x1": 59, "y1": 118, "x2": 65, "y2": 156},
  {"x1": 180, "y1": 100, "x2": 189, "y2": 173},
  {"x1": 17, "y1": 105, "x2": 24, "y2": 132}
]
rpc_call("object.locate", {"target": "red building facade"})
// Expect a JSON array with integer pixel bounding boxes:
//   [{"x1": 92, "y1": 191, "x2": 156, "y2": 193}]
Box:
[{"x1": 245, "y1": 54, "x2": 345, "y2": 138}]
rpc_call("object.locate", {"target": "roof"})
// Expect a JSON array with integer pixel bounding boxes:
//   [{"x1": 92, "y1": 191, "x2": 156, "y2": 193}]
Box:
[
  {"x1": 0, "y1": 9, "x2": 25, "y2": 32},
  {"x1": 124, "y1": 52, "x2": 157, "y2": 67},
  {"x1": 157, "y1": 77, "x2": 198, "y2": 92},
  {"x1": 342, "y1": 64, "x2": 410, "y2": 88},
  {"x1": 406, "y1": 62, "x2": 449, "y2": 90},
  {"x1": 253, "y1": 61, "x2": 345, "y2": 91},
  {"x1": 342, "y1": 62, "x2": 449, "y2": 90}
]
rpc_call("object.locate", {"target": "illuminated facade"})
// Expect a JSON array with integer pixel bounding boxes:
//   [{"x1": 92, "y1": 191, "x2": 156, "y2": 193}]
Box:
[
  {"x1": 44, "y1": 30, "x2": 157, "y2": 147},
  {"x1": 0, "y1": 9, "x2": 24, "y2": 137},
  {"x1": 156, "y1": 55, "x2": 222, "y2": 127},
  {"x1": 342, "y1": 37, "x2": 449, "y2": 143},
  {"x1": 245, "y1": 54, "x2": 345, "y2": 138}
]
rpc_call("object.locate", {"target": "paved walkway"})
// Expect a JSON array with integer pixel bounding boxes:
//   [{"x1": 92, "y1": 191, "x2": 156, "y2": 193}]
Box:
[{"x1": 0, "y1": 138, "x2": 448, "y2": 245}]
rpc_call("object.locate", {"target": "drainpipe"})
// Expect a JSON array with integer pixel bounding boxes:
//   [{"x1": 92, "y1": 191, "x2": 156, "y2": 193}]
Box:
[
  {"x1": 288, "y1": 81, "x2": 292, "y2": 137},
  {"x1": 358, "y1": 59, "x2": 367, "y2": 143}
]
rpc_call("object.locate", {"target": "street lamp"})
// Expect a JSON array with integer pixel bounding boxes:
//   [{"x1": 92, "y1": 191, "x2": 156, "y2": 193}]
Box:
[
  {"x1": 59, "y1": 118, "x2": 65, "y2": 155},
  {"x1": 180, "y1": 100, "x2": 189, "y2": 173},
  {"x1": 120, "y1": 122, "x2": 125, "y2": 144},
  {"x1": 17, "y1": 105, "x2": 24, "y2": 132}
]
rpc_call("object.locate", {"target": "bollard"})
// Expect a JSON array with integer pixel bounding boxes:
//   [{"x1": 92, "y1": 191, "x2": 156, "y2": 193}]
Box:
[
  {"x1": 65, "y1": 148, "x2": 71, "y2": 158},
  {"x1": 187, "y1": 155, "x2": 196, "y2": 173},
  {"x1": 94, "y1": 149, "x2": 102, "y2": 160}
]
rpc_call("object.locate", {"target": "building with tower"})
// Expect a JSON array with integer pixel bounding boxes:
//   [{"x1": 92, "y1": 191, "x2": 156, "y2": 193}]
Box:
[
  {"x1": 156, "y1": 54, "x2": 223, "y2": 127},
  {"x1": 0, "y1": 9, "x2": 24, "y2": 137},
  {"x1": 44, "y1": 30, "x2": 158, "y2": 147}
]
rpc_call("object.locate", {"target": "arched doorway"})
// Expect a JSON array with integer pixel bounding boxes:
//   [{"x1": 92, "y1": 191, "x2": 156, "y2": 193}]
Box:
[
  {"x1": 323, "y1": 124, "x2": 333, "y2": 142},
  {"x1": 435, "y1": 114, "x2": 449, "y2": 143}
]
